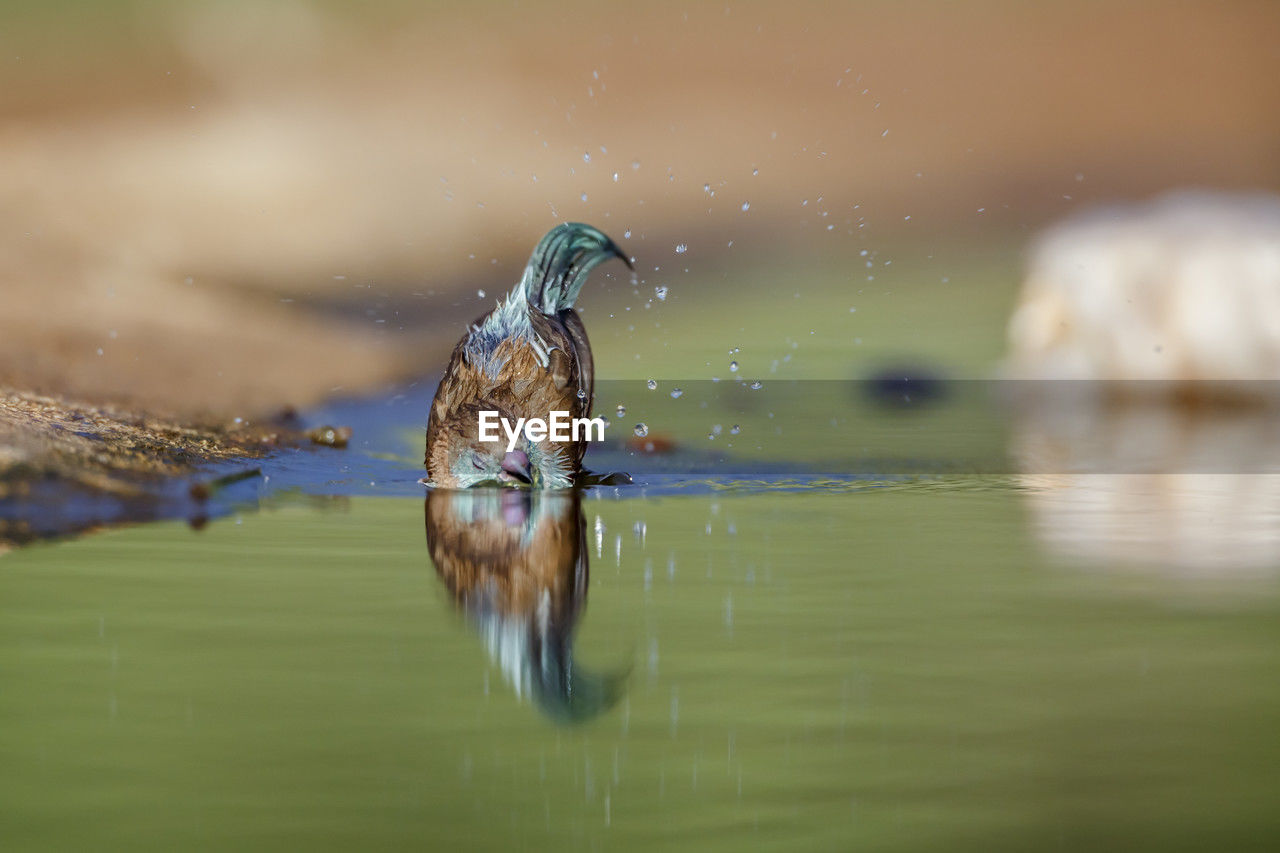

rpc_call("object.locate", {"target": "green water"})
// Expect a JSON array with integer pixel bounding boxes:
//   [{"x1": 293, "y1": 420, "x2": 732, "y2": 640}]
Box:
[{"x1": 3, "y1": 481, "x2": 1278, "y2": 850}]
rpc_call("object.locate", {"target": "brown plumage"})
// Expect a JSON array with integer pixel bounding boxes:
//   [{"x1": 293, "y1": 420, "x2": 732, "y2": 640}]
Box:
[{"x1": 424, "y1": 223, "x2": 630, "y2": 488}]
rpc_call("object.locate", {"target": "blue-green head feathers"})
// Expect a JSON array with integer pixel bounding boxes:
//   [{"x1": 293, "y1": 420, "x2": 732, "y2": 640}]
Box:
[{"x1": 520, "y1": 222, "x2": 633, "y2": 314}]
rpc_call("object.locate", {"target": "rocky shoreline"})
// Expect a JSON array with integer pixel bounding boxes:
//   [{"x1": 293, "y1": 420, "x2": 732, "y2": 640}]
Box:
[{"x1": 0, "y1": 388, "x2": 310, "y2": 546}]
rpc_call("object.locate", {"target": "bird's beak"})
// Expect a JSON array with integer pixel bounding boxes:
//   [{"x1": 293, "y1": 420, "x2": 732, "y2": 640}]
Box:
[{"x1": 499, "y1": 449, "x2": 533, "y2": 485}]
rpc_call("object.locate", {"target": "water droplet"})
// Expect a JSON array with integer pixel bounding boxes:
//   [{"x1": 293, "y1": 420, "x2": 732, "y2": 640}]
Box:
[
  {"x1": 583, "y1": 151, "x2": 591, "y2": 163},
  {"x1": 476, "y1": 289, "x2": 486, "y2": 298},
  {"x1": 752, "y1": 168, "x2": 759, "y2": 176},
  {"x1": 729, "y1": 361, "x2": 739, "y2": 372},
  {"x1": 670, "y1": 388, "x2": 683, "y2": 399},
  {"x1": 750, "y1": 381, "x2": 763, "y2": 390},
  {"x1": 581, "y1": 193, "x2": 588, "y2": 202},
  {"x1": 647, "y1": 379, "x2": 657, "y2": 390},
  {"x1": 631, "y1": 159, "x2": 641, "y2": 171},
  {"x1": 654, "y1": 285, "x2": 668, "y2": 301},
  {"x1": 740, "y1": 201, "x2": 750, "y2": 212},
  {"x1": 576, "y1": 388, "x2": 587, "y2": 399},
  {"x1": 616, "y1": 404, "x2": 626, "y2": 417},
  {"x1": 612, "y1": 172, "x2": 619, "y2": 182},
  {"x1": 623, "y1": 229, "x2": 632, "y2": 239},
  {"x1": 730, "y1": 424, "x2": 741, "y2": 435},
  {"x1": 675, "y1": 243, "x2": 688, "y2": 254},
  {"x1": 634, "y1": 423, "x2": 649, "y2": 437}
]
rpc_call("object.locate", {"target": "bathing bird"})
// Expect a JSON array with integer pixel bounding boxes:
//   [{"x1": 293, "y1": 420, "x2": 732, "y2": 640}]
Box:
[{"x1": 424, "y1": 222, "x2": 631, "y2": 488}]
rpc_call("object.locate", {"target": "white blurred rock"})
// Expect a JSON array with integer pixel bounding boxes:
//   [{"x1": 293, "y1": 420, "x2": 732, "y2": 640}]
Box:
[
  {"x1": 1008, "y1": 191, "x2": 1280, "y2": 383},
  {"x1": 1009, "y1": 193, "x2": 1280, "y2": 575}
]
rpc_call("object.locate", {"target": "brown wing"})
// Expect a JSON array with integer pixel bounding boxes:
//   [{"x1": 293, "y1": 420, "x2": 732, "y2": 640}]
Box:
[
  {"x1": 521, "y1": 313, "x2": 592, "y2": 465},
  {"x1": 560, "y1": 309, "x2": 594, "y2": 407},
  {"x1": 425, "y1": 311, "x2": 595, "y2": 477}
]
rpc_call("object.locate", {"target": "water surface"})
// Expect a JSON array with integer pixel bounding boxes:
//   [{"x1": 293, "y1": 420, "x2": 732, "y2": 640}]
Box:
[
  {"x1": 2, "y1": 378, "x2": 1279, "y2": 850},
  {"x1": 4, "y1": 482, "x2": 1279, "y2": 849}
]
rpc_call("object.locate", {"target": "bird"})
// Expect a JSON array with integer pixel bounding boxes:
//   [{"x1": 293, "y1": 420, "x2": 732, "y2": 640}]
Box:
[
  {"x1": 424, "y1": 222, "x2": 632, "y2": 488},
  {"x1": 425, "y1": 487, "x2": 628, "y2": 722}
]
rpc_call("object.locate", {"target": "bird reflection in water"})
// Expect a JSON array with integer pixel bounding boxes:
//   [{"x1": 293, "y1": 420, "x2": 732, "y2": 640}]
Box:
[{"x1": 424, "y1": 488, "x2": 628, "y2": 722}]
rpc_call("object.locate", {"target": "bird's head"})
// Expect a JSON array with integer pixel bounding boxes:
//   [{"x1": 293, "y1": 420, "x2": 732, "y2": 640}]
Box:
[
  {"x1": 450, "y1": 440, "x2": 534, "y2": 488},
  {"x1": 434, "y1": 404, "x2": 574, "y2": 489}
]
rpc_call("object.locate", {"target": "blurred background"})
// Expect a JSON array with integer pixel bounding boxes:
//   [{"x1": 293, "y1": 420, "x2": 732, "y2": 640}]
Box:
[
  {"x1": 2, "y1": 0, "x2": 1277, "y2": 416},
  {"x1": 5, "y1": 5, "x2": 1280, "y2": 847}
]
